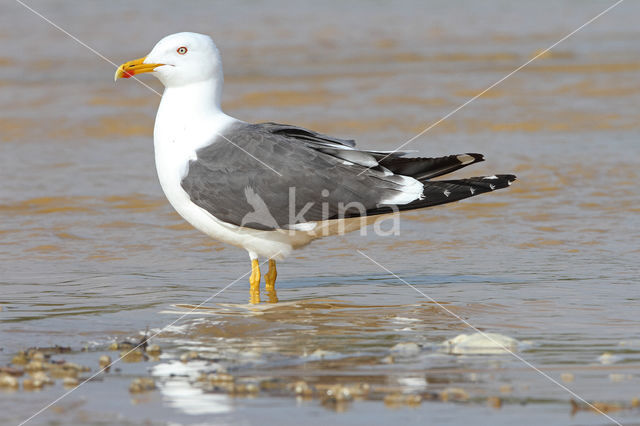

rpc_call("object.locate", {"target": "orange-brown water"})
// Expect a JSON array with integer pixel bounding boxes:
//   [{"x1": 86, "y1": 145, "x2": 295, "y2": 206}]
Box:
[{"x1": 1, "y1": 1, "x2": 639, "y2": 425}]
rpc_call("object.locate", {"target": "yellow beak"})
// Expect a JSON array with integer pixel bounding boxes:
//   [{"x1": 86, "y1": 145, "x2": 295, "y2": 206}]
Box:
[{"x1": 114, "y1": 56, "x2": 163, "y2": 81}]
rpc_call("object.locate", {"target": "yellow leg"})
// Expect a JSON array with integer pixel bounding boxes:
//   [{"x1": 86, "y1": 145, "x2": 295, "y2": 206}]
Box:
[
  {"x1": 249, "y1": 259, "x2": 261, "y2": 304},
  {"x1": 264, "y1": 259, "x2": 278, "y2": 303}
]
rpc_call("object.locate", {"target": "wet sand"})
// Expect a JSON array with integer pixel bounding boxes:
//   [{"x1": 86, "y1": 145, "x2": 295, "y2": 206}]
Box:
[{"x1": 1, "y1": 1, "x2": 640, "y2": 425}]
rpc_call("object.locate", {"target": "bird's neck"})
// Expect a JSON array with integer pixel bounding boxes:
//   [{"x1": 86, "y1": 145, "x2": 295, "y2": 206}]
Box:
[
  {"x1": 159, "y1": 78, "x2": 224, "y2": 121},
  {"x1": 154, "y1": 78, "x2": 238, "y2": 153}
]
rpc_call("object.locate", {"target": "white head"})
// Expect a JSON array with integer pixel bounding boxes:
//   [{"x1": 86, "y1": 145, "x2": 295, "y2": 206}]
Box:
[{"x1": 115, "y1": 32, "x2": 223, "y2": 89}]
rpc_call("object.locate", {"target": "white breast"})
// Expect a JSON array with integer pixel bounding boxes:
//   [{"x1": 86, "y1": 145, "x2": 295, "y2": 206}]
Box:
[{"x1": 153, "y1": 102, "x2": 242, "y2": 242}]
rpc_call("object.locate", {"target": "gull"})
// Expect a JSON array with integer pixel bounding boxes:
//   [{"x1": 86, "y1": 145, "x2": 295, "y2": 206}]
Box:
[{"x1": 115, "y1": 32, "x2": 516, "y2": 304}]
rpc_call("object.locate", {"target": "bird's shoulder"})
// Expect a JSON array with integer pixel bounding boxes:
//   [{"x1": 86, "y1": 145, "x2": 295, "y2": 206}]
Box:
[{"x1": 214, "y1": 121, "x2": 357, "y2": 150}]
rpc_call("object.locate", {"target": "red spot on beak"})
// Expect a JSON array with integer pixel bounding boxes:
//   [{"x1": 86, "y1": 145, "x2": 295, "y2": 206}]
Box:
[{"x1": 123, "y1": 70, "x2": 134, "y2": 78}]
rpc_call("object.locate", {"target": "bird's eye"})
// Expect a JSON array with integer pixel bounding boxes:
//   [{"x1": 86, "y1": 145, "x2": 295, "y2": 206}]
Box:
[{"x1": 177, "y1": 47, "x2": 188, "y2": 55}]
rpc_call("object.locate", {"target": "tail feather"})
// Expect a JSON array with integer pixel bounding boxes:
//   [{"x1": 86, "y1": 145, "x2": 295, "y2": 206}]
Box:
[
  {"x1": 360, "y1": 174, "x2": 516, "y2": 217},
  {"x1": 379, "y1": 153, "x2": 484, "y2": 180},
  {"x1": 407, "y1": 174, "x2": 516, "y2": 210}
]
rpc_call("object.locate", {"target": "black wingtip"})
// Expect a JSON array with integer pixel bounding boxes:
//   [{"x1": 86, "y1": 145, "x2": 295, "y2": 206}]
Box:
[
  {"x1": 483, "y1": 174, "x2": 517, "y2": 189},
  {"x1": 467, "y1": 153, "x2": 485, "y2": 163},
  {"x1": 501, "y1": 174, "x2": 517, "y2": 184}
]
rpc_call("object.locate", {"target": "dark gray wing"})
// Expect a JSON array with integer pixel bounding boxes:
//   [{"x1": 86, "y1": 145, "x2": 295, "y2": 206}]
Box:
[
  {"x1": 257, "y1": 123, "x2": 484, "y2": 177},
  {"x1": 259, "y1": 122, "x2": 390, "y2": 168},
  {"x1": 261, "y1": 122, "x2": 356, "y2": 148},
  {"x1": 180, "y1": 122, "x2": 412, "y2": 230}
]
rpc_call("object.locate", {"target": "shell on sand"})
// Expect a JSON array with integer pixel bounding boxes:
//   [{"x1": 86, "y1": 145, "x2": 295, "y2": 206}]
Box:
[{"x1": 441, "y1": 332, "x2": 520, "y2": 355}]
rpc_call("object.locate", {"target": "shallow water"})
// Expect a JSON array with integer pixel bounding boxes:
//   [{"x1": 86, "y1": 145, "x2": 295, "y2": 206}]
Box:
[{"x1": 1, "y1": 1, "x2": 640, "y2": 425}]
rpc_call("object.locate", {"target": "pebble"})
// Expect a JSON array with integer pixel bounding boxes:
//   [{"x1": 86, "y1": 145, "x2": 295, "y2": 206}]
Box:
[
  {"x1": 27, "y1": 346, "x2": 70, "y2": 355},
  {"x1": 63, "y1": 377, "x2": 79, "y2": 388},
  {"x1": 66, "y1": 362, "x2": 90, "y2": 373},
  {"x1": 99, "y1": 355, "x2": 112, "y2": 369},
  {"x1": 31, "y1": 352, "x2": 45, "y2": 362},
  {"x1": 292, "y1": 380, "x2": 313, "y2": 397},
  {"x1": 129, "y1": 377, "x2": 156, "y2": 393},
  {"x1": 11, "y1": 353, "x2": 28, "y2": 365},
  {"x1": 146, "y1": 344, "x2": 162, "y2": 357},
  {"x1": 180, "y1": 351, "x2": 200, "y2": 363},
  {"x1": 488, "y1": 396, "x2": 502, "y2": 409},
  {"x1": 22, "y1": 378, "x2": 44, "y2": 391},
  {"x1": 597, "y1": 352, "x2": 621, "y2": 365},
  {"x1": 499, "y1": 384, "x2": 513, "y2": 394},
  {"x1": 570, "y1": 399, "x2": 623, "y2": 414},
  {"x1": 560, "y1": 373, "x2": 574, "y2": 383},
  {"x1": 121, "y1": 349, "x2": 145, "y2": 363},
  {"x1": 384, "y1": 393, "x2": 422, "y2": 407},
  {"x1": 49, "y1": 366, "x2": 77, "y2": 379},
  {"x1": 259, "y1": 379, "x2": 283, "y2": 392},
  {"x1": 0, "y1": 366, "x2": 24, "y2": 377},
  {"x1": 404, "y1": 394, "x2": 422, "y2": 406},
  {"x1": 0, "y1": 373, "x2": 19, "y2": 389},
  {"x1": 24, "y1": 361, "x2": 44, "y2": 372},
  {"x1": 229, "y1": 383, "x2": 259, "y2": 396},
  {"x1": 590, "y1": 401, "x2": 623, "y2": 413},
  {"x1": 390, "y1": 342, "x2": 420, "y2": 356},
  {"x1": 49, "y1": 362, "x2": 88, "y2": 379},
  {"x1": 609, "y1": 373, "x2": 632, "y2": 383},
  {"x1": 315, "y1": 383, "x2": 370, "y2": 399},
  {"x1": 321, "y1": 385, "x2": 353, "y2": 403},
  {"x1": 442, "y1": 333, "x2": 519, "y2": 355},
  {"x1": 349, "y1": 383, "x2": 370, "y2": 398},
  {"x1": 383, "y1": 393, "x2": 403, "y2": 407},
  {"x1": 319, "y1": 385, "x2": 353, "y2": 412},
  {"x1": 30, "y1": 371, "x2": 54, "y2": 385},
  {"x1": 207, "y1": 373, "x2": 234, "y2": 383},
  {"x1": 397, "y1": 377, "x2": 427, "y2": 393},
  {"x1": 440, "y1": 387, "x2": 469, "y2": 402}
]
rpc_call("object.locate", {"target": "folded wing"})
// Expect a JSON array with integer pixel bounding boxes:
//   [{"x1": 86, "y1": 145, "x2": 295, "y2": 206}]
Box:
[{"x1": 181, "y1": 122, "x2": 515, "y2": 230}]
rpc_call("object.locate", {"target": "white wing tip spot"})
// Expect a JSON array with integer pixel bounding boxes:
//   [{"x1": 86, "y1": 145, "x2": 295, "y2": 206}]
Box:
[
  {"x1": 456, "y1": 154, "x2": 475, "y2": 165},
  {"x1": 489, "y1": 184, "x2": 496, "y2": 190},
  {"x1": 443, "y1": 189, "x2": 451, "y2": 197},
  {"x1": 470, "y1": 187, "x2": 476, "y2": 195},
  {"x1": 483, "y1": 175, "x2": 498, "y2": 180}
]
